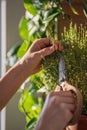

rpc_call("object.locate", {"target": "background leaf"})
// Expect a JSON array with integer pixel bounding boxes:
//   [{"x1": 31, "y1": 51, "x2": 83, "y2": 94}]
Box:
[
  {"x1": 71, "y1": 6, "x2": 79, "y2": 15},
  {"x1": 17, "y1": 40, "x2": 29, "y2": 58},
  {"x1": 19, "y1": 17, "x2": 29, "y2": 40},
  {"x1": 65, "y1": 0, "x2": 78, "y2": 15},
  {"x1": 44, "y1": 7, "x2": 61, "y2": 22},
  {"x1": 24, "y1": 0, "x2": 37, "y2": 16},
  {"x1": 82, "y1": 0, "x2": 87, "y2": 17}
]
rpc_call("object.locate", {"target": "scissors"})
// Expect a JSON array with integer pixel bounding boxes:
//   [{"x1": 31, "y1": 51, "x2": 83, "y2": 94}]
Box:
[
  {"x1": 59, "y1": 52, "x2": 66, "y2": 90},
  {"x1": 58, "y1": 52, "x2": 83, "y2": 125}
]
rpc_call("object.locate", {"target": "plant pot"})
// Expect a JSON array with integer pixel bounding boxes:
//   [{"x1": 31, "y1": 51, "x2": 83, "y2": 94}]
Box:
[
  {"x1": 67, "y1": 115, "x2": 87, "y2": 130},
  {"x1": 78, "y1": 115, "x2": 87, "y2": 130}
]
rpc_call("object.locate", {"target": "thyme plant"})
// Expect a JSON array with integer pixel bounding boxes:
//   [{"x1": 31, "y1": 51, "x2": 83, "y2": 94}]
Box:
[{"x1": 61, "y1": 23, "x2": 87, "y2": 114}]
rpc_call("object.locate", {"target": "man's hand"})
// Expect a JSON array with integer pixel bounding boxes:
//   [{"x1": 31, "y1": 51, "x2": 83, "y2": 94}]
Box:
[
  {"x1": 35, "y1": 91, "x2": 76, "y2": 130},
  {"x1": 22, "y1": 38, "x2": 62, "y2": 75}
]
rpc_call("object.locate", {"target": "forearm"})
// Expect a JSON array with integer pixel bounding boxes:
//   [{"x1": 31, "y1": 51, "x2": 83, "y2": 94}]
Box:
[{"x1": 0, "y1": 58, "x2": 31, "y2": 110}]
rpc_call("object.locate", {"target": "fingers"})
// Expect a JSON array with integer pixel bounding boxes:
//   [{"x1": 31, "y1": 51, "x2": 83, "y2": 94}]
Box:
[
  {"x1": 39, "y1": 45, "x2": 55, "y2": 57},
  {"x1": 37, "y1": 42, "x2": 62, "y2": 58},
  {"x1": 53, "y1": 40, "x2": 63, "y2": 51},
  {"x1": 35, "y1": 38, "x2": 52, "y2": 50},
  {"x1": 50, "y1": 90, "x2": 75, "y2": 97},
  {"x1": 41, "y1": 38, "x2": 62, "y2": 51},
  {"x1": 34, "y1": 38, "x2": 62, "y2": 51},
  {"x1": 48, "y1": 91, "x2": 76, "y2": 105},
  {"x1": 30, "y1": 38, "x2": 62, "y2": 59}
]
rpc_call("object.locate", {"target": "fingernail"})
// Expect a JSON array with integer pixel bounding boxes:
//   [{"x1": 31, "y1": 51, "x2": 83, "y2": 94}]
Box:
[{"x1": 50, "y1": 46, "x2": 55, "y2": 51}]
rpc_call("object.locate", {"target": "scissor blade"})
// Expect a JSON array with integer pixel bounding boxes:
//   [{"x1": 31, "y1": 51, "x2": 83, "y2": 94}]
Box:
[{"x1": 59, "y1": 54, "x2": 66, "y2": 86}]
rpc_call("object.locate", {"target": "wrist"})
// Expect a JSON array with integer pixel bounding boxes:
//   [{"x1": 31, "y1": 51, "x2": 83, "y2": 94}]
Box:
[
  {"x1": 34, "y1": 116, "x2": 49, "y2": 130},
  {"x1": 19, "y1": 56, "x2": 31, "y2": 78},
  {"x1": 21, "y1": 52, "x2": 36, "y2": 75}
]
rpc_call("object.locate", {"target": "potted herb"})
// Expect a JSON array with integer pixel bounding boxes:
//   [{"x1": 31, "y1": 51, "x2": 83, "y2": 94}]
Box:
[{"x1": 60, "y1": 22, "x2": 87, "y2": 130}]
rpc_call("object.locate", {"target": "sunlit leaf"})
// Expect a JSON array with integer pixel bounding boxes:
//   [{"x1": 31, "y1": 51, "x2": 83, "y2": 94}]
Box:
[
  {"x1": 26, "y1": 118, "x2": 36, "y2": 129},
  {"x1": 19, "y1": 17, "x2": 29, "y2": 40},
  {"x1": 17, "y1": 40, "x2": 29, "y2": 58},
  {"x1": 30, "y1": 71, "x2": 44, "y2": 89},
  {"x1": 24, "y1": 0, "x2": 37, "y2": 16},
  {"x1": 44, "y1": 10, "x2": 61, "y2": 23},
  {"x1": 83, "y1": 9, "x2": 87, "y2": 17},
  {"x1": 19, "y1": 90, "x2": 35, "y2": 112},
  {"x1": 28, "y1": 83, "x2": 39, "y2": 94},
  {"x1": 65, "y1": 0, "x2": 78, "y2": 15},
  {"x1": 44, "y1": 8, "x2": 61, "y2": 21},
  {"x1": 71, "y1": 6, "x2": 79, "y2": 15}
]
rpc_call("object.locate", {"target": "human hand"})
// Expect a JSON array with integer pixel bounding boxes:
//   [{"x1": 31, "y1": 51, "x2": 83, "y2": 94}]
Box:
[
  {"x1": 35, "y1": 91, "x2": 76, "y2": 130},
  {"x1": 56, "y1": 81, "x2": 83, "y2": 125},
  {"x1": 21, "y1": 38, "x2": 62, "y2": 76}
]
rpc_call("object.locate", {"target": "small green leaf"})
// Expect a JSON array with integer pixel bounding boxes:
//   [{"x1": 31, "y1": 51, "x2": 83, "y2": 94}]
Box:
[
  {"x1": 44, "y1": 8, "x2": 61, "y2": 21},
  {"x1": 30, "y1": 71, "x2": 44, "y2": 89},
  {"x1": 19, "y1": 90, "x2": 35, "y2": 112},
  {"x1": 44, "y1": 11, "x2": 61, "y2": 23},
  {"x1": 17, "y1": 40, "x2": 29, "y2": 58},
  {"x1": 71, "y1": 6, "x2": 79, "y2": 15},
  {"x1": 82, "y1": 0, "x2": 87, "y2": 17},
  {"x1": 19, "y1": 17, "x2": 29, "y2": 40},
  {"x1": 65, "y1": 0, "x2": 78, "y2": 15},
  {"x1": 26, "y1": 118, "x2": 36, "y2": 129},
  {"x1": 24, "y1": 0, "x2": 37, "y2": 16}
]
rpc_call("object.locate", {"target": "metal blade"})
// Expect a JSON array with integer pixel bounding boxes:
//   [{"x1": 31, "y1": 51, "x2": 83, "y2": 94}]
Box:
[{"x1": 59, "y1": 53, "x2": 66, "y2": 86}]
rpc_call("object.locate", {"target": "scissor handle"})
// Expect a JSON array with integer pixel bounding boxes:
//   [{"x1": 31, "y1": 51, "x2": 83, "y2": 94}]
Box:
[{"x1": 61, "y1": 81, "x2": 83, "y2": 125}]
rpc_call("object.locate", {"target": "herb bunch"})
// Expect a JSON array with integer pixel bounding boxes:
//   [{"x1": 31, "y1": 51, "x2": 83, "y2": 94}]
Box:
[
  {"x1": 41, "y1": 22, "x2": 87, "y2": 114},
  {"x1": 61, "y1": 22, "x2": 87, "y2": 114}
]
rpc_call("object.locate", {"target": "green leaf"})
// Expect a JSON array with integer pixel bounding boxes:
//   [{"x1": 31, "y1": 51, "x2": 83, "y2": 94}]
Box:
[
  {"x1": 19, "y1": 17, "x2": 29, "y2": 40},
  {"x1": 19, "y1": 90, "x2": 35, "y2": 112},
  {"x1": 26, "y1": 118, "x2": 36, "y2": 129},
  {"x1": 28, "y1": 83, "x2": 39, "y2": 94},
  {"x1": 46, "y1": 12, "x2": 60, "y2": 22},
  {"x1": 44, "y1": 8, "x2": 61, "y2": 21},
  {"x1": 44, "y1": 8, "x2": 61, "y2": 23},
  {"x1": 17, "y1": 40, "x2": 29, "y2": 58},
  {"x1": 27, "y1": 14, "x2": 43, "y2": 37},
  {"x1": 82, "y1": 0, "x2": 87, "y2": 17},
  {"x1": 65, "y1": 0, "x2": 78, "y2": 15},
  {"x1": 24, "y1": 0, "x2": 37, "y2": 16},
  {"x1": 70, "y1": 6, "x2": 79, "y2": 15},
  {"x1": 30, "y1": 71, "x2": 44, "y2": 89}
]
